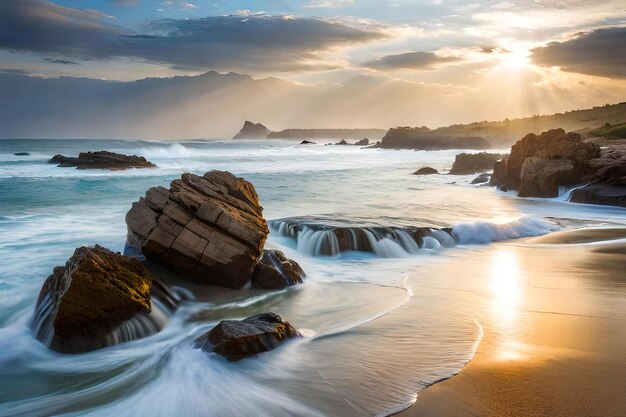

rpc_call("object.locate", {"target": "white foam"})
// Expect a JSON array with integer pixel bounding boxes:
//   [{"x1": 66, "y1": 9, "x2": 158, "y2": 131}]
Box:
[{"x1": 452, "y1": 216, "x2": 558, "y2": 244}]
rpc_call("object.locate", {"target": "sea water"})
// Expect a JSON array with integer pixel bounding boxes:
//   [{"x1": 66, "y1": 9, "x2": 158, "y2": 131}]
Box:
[{"x1": 0, "y1": 139, "x2": 625, "y2": 417}]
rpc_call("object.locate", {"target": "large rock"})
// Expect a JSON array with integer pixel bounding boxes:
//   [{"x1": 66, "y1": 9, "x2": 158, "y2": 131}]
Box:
[
  {"x1": 569, "y1": 146, "x2": 626, "y2": 206},
  {"x1": 194, "y1": 312, "x2": 301, "y2": 361},
  {"x1": 251, "y1": 250, "x2": 305, "y2": 289},
  {"x1": 496, "y1": 129, "x2": 599, "y2": 190},
  {"x1": 125, "y1": 170, "x2": 269, "y2": 288},
  {"x1": 233, "y1": 121, "x2": 271, "y2": 139},
  {"x1": 518, "y1": 157, "x2": 578, "y2": 197},
  {"x1": 449, "y1": 152, "x2": 504, "y2": 174},
  {"x1": 31, "y1": 245, "x2": 175, "y2": 354},
  {"x1": 569, "y1": 184, "x2": 626, "y2": 207},
  {"x1": 48, "y1": 151, "x2": 156, "y2": 170}
]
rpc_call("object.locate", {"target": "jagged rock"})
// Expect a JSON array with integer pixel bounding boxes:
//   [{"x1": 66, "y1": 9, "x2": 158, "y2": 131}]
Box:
[
  {"x1": 518, "y1": 157, "x2": 578, "y2": 197},
  {"x1": 569, "y1": 184, "x2": 626, "y2": 207},
  {"x1": 125, "y1": 170, "x2": 269, "y2": 288},
  {"x1": 31, "y1": 245, "x2": 176, "y2": 354},
  {"x1": 495, "y1": 129, "x2": 599, "y2": 190},
  {"x1": 251, "y1": 250, "x2": 305, "y2": 289},
  {"x1": 471, "y1": 173, "x2": 491, "y2": 184},
  {"x1": 300, "y1": 140, "x2": 316, "y2": 145},
  {"x1": 233, "y1": 121, "x2": 271, "y2": 139},
  {"x1": 194, "y1": 312, "x2": 301, "y2": 361},
  {"x1": 336, "y1": 139, "x2": 348, "y2": 145},
  {"x1": 355, "y1": 138, "x2": 369, "y2": 146},
  {"x1": 449, "y1": 152, "x2": 504, "y2": 175},
  {"x1": 48, "y1": 151, "x2": 156, "y2": 170},
  {"x1": 14, "y1": 152, "x2": 30, "y2": 156},
  {"x1": 413, "y1": 167, "x2": 438, "y2": 175}
]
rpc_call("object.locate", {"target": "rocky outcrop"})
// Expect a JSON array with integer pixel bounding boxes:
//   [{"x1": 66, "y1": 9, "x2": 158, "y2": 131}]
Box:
[
  {"x1": 48, "y1": 151, "x2": 156, "y2": 170},
  {"x1": 375, "y1": 127, "x2": 491, "y2": 150},
  {"x1": 125, "y1": 170, "x2": 270, "y2": 288},
  {"x1": 251, "y1": 250, "x2": 305, "y2": 289},
  {"x1": 300, "y1": 140, "x2": 316, "y2": 145},
  {"x1": 32, "y1": 245, "x2": 176, "y2": 354},
  {"x1": 268, "y1": 129, "x2": 386, "y2": 140},
  {"x1": 355, "y1": 138, "x2": 369, "y2": 146},
  {"x1": 194, "y1": 312, "x2": 300, "y2": 361},
  {"x1": 490, "y1": 129, "x2": 626, "y2": 205},
  {"x1": 449, "y1": 152, "x2": 504, "y2": 175},
  {"x1": 233, "y1": 121, "x2": 271, "y2": 139},
  {"x1": 413, "y1": 167, "x2": 438, "y2": 175},
  {"x1": 492, "y1": 129, "x2": 600, "y2": 192}
]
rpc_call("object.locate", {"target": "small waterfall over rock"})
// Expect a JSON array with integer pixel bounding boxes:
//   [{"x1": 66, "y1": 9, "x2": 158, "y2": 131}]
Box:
[{"x1": 270, "y1": 217, "x2": 457, "y2": 257}]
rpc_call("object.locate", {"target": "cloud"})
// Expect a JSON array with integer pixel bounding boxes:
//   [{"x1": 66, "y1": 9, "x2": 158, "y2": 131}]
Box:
[
  {"x1": 531, "y1": 27, "x2": 626, "y2": 79},
  {"x1": 363, "y1": 51, "x2": 460, "y2": 71},
  {"x1": 44, "y1": 58, "x2": 80, "y2": 65},
  {"x1": 0, "y1": 0, "x2": 385, "y2": 73},
  {"x1": 303, "y1": 0, "x2": 354, "y2": 8}
]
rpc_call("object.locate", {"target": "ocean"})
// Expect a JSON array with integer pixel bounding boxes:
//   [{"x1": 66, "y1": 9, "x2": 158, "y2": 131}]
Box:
[{"x1": 1, "y1": 139, "x2": 625, "y2": 417}]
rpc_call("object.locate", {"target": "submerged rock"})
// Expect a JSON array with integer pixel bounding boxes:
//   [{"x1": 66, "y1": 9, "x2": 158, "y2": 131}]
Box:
[
  {"x1": 251, "y1": 250, "x2": 305, "y2": 289},
  {"x1": 32, "y1": 245, "x2": 176, "y2": 354},
  {"x1": 125, "y1": 170, "x2": 269, "y2": 288},
  {"x1": 355, "y1": 138, "x2": 369, "y2": 146},
  {"x1": 300, "y1": 140, "x2": 316, "y2": 145},
  {"x1": 413, "y1": 166, "x2": 438, "y2": 175},
  {"x1": 449, "y1": 152, "x2": 503, "y2": 175},
  {"x1": 471, "y1": 173, "x2": 491, "y2": 184},
  {"x1": 14, "y1": 152, "x2": 30, "y2": 156},
  {"x1": 49, "y1": 151, "x2": 156, "y2": 170},
  {"x1": 194, "y1": 312, "x2": 300, "y2": 361},
  {"x1": 233, "y1": 121, "x2": 271, "y2": 139}
]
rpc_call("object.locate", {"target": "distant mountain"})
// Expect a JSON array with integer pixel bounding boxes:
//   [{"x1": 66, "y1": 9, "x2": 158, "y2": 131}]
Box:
[
  {"x1": 375, "y1": 128, "x2": 490, "y2": 150},
  {"x1": 1, "y1": 71, "x2": 625, "y2": 141},
  {"x1": 233, "y1": 121, "x2": 271, "y2": 139}
]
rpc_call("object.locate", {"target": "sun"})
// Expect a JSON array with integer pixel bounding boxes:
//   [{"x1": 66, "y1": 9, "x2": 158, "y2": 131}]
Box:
[{"x1": 499, "y1": 48, "x2": 532, "y2": 70}]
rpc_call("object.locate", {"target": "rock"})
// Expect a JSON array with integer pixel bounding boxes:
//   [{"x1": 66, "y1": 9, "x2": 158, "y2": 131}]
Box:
[
  {"x1": 14, "y1": 152, "x2": 30, "y2": 156},
  {"x1": 48, "y1": 151, "x2": 156, "y2": 170},
  {"x1": 355, "y1": 138, "x2": 369, "y2": 146},
  {"x1": 569, "y1": 184, "x2": 626, "y2": 207},
  {"x1": 496, "y1": 128, "x2": 599, "y2": 190},
  {"x1": 125, "y1": 170, "x2": 269, "y2": 288},
  {"x1": 300, "y1": 140, "x2": 316, "y2": 145},
  {"x1": 251, "y1": 250, "x2": 305, "y2": 289},
  {"x1": 413, "y1": 167, "x2": 438, "y2": 175},
  {"x1": 489, "y1": 157, "x2": 509, "y2": 187},
  {"x1": 194, "y1": 312, "x2": 301, "y2": 361},
  {"x1": 375, "y1": 127, "x2": 491, "y2": 150},
  {"x1": 569, "y1": 148, "x2": 626, "y2": 207},
  {"x1": 31, "y1": 245, "x2": 175, "y2": 354},
  {"x1": 471, "y1": 173, "x2": 491, "y2": 184},
  {"x1": 336, "y1": 139, "x2": 348, "y2": 145},
  {"x1": 233, "y1": 121, "x2": 271, "y2": 139},
  {"x1": 518, "y1": 157, "x2": 578, "y2": 197},
  {"x1": 449, "y1": 152, "x2": 504, "y2": 175}
]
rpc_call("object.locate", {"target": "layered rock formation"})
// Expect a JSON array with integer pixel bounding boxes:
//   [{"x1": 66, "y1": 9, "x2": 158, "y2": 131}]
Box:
[
  {"x1": 194, "y1": 312, "x2": 301, "y2": 361},
  {"x1": 32, "y1": 245, "x2": 176, "y2": 354},
  {"x1": 49, "y1": 151, "x2": 156, "y2": 170},
  {"x1": 251, "y1": 250, "x2": 306, "y2": 289},
  {"x1": 413, "y1": 167, "x2": 438, "y2": 175},
  {"x1": 126, "y1": 170, "x2": 270, "y2": 288},
  {"x1": 233, "y1": 121, "x2": 271, "y2": 139},
  {"x1": 449, "y1": 152, "x2": 504, "y2": 175},
  {"x1": 375, "y1": 127, "x2": 491, "y2": 150}
]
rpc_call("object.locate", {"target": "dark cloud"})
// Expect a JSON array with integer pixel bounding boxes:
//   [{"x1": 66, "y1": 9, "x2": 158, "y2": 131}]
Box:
[
  {"x1": 363, "y1": 51, "x2": 460, "y2": 70},
  {"x1": 531, "y1": 27, "x2": 626, "y2": 79},
  {"x1": 0, "y1": 0, "x2": 385, "y2": 73},
  {"x1": 107, "y1": 0, "x2": 140, "y2": 6},
  {"x1": 44, "y1": 58, "x2": 80, "y2": 65}
]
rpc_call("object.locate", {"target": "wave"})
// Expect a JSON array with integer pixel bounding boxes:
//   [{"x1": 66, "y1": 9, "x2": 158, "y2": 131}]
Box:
[{"x1": 269, "y1": 216, "x2": 557, "y2": 258}]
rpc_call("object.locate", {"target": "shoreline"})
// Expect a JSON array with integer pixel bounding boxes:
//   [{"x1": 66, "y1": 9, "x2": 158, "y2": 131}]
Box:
[{"x1": 396, "y1": 233, "x2": 626, "y2": 417}]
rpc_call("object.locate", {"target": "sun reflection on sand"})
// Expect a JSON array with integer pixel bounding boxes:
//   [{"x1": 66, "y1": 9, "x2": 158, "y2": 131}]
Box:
[{"x1": 489, "y1": 249, "x2": 526, "y2": 361}]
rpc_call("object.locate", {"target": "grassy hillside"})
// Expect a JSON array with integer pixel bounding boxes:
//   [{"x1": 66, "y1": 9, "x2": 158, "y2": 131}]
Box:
[{"x1": 588, "y1": 122, "x2": 626, "y2": 139}]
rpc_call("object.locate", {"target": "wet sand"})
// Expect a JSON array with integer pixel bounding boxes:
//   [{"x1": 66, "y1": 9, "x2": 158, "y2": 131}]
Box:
[{"x1": 398, "y1": 231, "x2": 626, "y2": 417}]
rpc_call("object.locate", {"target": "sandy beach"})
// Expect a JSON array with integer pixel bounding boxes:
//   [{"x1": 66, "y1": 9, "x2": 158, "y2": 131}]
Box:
[{"x1": 400, "y1": 230, "x2": 626, "y2": 417}]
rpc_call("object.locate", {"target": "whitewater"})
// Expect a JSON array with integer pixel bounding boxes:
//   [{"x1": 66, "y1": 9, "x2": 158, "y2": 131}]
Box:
[{"x1": 1, "y1": 139, "x2": 625, "y2": 417}]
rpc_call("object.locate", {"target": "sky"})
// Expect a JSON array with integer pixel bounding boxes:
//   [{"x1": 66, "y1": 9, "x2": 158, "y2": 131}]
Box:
[{"x1": 0, "y1": 0, "x2": 625, "y2": 136}]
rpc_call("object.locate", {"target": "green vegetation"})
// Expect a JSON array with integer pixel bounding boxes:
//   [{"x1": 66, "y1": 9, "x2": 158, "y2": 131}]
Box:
[{"x1": 588, "y1": 122, "x2": 626, "y2": 139}]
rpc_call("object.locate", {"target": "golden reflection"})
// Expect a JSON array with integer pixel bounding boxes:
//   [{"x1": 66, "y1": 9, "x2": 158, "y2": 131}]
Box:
[{"x1": 489, "y1": 249, "x2": 525, "y2": 361}]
